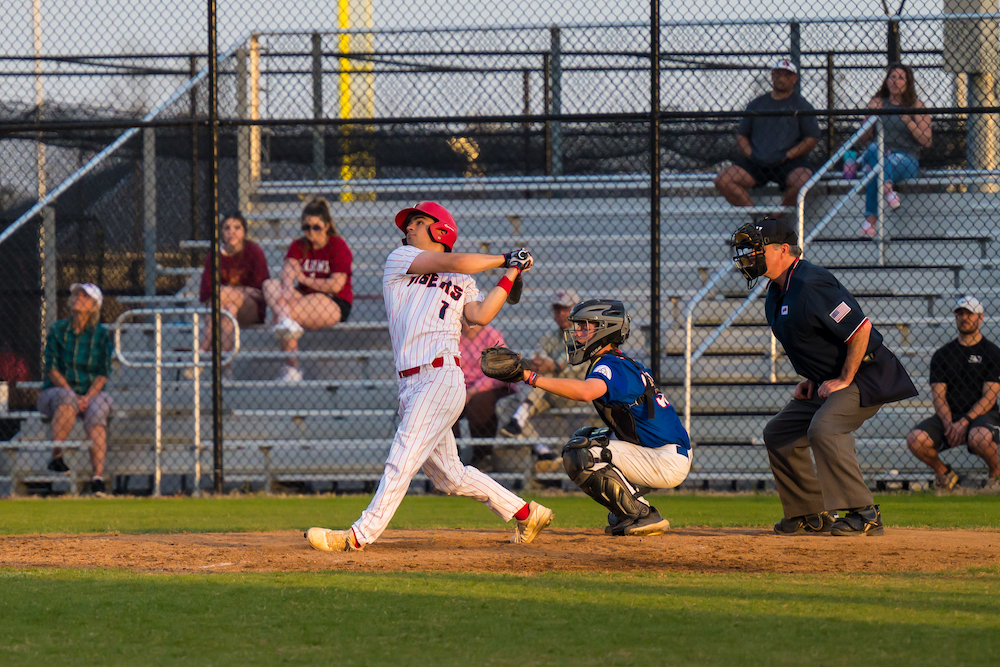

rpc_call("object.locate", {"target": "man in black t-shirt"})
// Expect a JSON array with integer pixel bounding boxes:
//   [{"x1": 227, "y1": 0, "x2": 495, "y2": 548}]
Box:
[
  {"x1": 714, "y1": 58, "x2": 820, "y2": 217},
  {"x1": 906, "y1": 297, "x2": 1000, "y2": 490}
]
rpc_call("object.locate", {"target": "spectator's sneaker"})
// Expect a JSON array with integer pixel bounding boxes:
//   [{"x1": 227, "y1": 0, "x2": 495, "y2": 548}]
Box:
[
  {"x1": 182, "y1": 365, "x2": 204, "y2": 379},
  {"x1": 305, "y1": 527, "x2": 363, "y2": 552},
  {"x1": 276, "y1": 365, "x2": 303, "y2": 383},
  {"x1": 885, "y1": 191, "x2": 901, "y2": 210},
  {"x1": 90, "y1": 478, "x2": 107, "y2": 497},
  {"x1": 47, "y1": 455, "x2": 70, "y2": 474},
  {"x1": 510, "y1": 501, "x2": 553, "y2": 544},
  {"x1": 272, "y1": 317, "x2": 304, "y2": 341},
  {"x1": 860, "y1": 220, "x2": 876, "y2": 237},
  {"x1": 499, "y1": 420, "x2": 523, "y2": 438},
  {"x1": 935, "y1": 465, "x2": 960, "y2": 491},
  {"x1": 830, "y1": 505, "x2": 884, "y2": 537},
  {"x1": 774, "y1": 511, "x2": 836, "y2": 536}
]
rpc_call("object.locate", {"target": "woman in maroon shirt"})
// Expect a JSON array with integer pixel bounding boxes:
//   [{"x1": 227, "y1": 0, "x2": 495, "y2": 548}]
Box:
[
  {"x1": 263, "y1": 198, "x2": 353, "y2": 382},
  {"x1": 196, "y1": 211, "x2": 270, "y2": 358}
]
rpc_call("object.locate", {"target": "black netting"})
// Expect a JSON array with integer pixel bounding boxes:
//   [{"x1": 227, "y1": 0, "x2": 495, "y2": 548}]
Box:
[{"x1": 2, "y1": 2, "x2": 999, "y2": 496}]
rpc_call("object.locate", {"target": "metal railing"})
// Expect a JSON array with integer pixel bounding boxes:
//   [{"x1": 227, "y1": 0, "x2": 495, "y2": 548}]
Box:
[{"x1": 113, "y1": 308, "x2": 240, "y2": 497}]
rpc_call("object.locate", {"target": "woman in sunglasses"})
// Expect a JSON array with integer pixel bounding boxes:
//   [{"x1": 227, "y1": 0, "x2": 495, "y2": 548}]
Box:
[
  {"x1": 193, "y1": 211, "x2": 270, "y2": 372},
  {"x1": 263, "y1": 198, "x2": 353, "y2": 382}
]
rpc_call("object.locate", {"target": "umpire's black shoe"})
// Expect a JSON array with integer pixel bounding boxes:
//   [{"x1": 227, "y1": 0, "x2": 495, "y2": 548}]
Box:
[
  {"x1": 47, "y1": 455, "x2": 70, "y2": 474},
  {"x1": 830, "y1": 505, "x2": 884, "y2": 537},
  {"x1": 773, "y1": 511, "x2": 836, "y2": 536}
]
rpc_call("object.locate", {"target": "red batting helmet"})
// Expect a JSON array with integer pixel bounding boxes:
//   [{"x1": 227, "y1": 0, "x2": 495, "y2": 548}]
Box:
[{"x1": 394, "y1": 201, "x2": 457, "y2": 252}]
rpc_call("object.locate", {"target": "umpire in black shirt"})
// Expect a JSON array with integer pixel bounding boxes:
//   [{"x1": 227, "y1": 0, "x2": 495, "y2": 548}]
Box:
[{"x1": 732, "y1": 218, "x2": 917, "y2": 536}]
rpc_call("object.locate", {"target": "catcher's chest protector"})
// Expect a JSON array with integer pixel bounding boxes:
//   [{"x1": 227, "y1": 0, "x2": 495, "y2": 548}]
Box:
[{"x1": 589, "y1": 352, "x2": 658, "y2": 447}]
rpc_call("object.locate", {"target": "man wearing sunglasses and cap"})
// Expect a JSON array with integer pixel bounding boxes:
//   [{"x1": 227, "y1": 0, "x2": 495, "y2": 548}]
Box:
[
  {"x1": 731, "y1": 218, "x2": 917, "y2": 536},
  {"x1": 38, "y1": 282, "x2": 114, "y2": 495},
  {"x1": 715, "y1": 58, "x2": 820, "y2": 219},
  {"x1": 906, "y1": 296, "x2": 1000, "y2": 491}
]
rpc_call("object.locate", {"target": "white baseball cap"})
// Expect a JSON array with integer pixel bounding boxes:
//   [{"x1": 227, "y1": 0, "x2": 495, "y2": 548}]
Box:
[
  {"x1": 772, "y1": 58, "x2": 798, "y2": 74},
  {"x1": 954, "y1": 296, "x2": 984, "y2": 315},
  {"x1": 70, "y1": 282, "x2": 103, "y2": 310},
  {"x1": 552, "y1": 289, "x2": 580, "y2": 308}
]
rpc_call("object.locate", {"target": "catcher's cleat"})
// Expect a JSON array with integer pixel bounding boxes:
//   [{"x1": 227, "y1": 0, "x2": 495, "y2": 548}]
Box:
[
  {"x1": 305, "y1": 527, "x2": 363, "y2": 552},
  {"x1": 609, "y1": 506, "x2": 670, "y2": 537},
  {"x1": 830, "y1": 505, "x2": 884, "y2": 537},
  {"x1": 773, "y1": 511, "x2": 836, "y2": 536},
  {"x1": 511, "y1": 501, "x2": 553, "y2": 544}
]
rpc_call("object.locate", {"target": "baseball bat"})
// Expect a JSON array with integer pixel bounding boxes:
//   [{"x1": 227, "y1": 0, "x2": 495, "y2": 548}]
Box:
[{"x1": 506, "y1": 274, "x2": 523, "y2": 305}]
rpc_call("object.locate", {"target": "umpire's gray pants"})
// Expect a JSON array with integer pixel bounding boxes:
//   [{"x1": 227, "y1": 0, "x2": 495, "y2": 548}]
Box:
[{"x1": 763, "y1": 383, "x2": 880, "y2": 518}]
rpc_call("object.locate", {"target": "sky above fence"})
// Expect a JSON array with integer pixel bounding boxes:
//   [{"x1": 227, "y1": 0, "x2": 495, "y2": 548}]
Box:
[{"x1": 1, "y1": 0, "x2": 945, "y2": 58}]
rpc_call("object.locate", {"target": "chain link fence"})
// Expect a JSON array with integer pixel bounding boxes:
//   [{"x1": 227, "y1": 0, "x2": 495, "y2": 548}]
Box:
[{"x1": 2, "y1": 1, "x2": 999, "y2": 496}]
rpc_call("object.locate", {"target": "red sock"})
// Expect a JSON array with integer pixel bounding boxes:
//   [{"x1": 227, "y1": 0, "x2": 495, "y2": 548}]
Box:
[
  {"x1": 514, "y1": 503, "x2": 530, "y2": 521},
  {"x1": 350, "y1": 528, "x2": 361, "y2": 549}
]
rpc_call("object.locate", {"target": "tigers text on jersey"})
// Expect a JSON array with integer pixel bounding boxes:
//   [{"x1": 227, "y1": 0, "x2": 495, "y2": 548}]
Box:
[{"x1": 383, "y1": 245, "x2": 484, "y2": 372}]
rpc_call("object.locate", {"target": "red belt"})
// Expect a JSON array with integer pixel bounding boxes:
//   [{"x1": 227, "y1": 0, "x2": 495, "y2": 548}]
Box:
[{"x1": 398, "y1": 356, "x2": 461, "y2": 378}]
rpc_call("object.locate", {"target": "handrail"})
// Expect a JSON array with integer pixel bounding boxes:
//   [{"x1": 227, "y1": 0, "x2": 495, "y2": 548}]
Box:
[
  {"x1": 113, "y1": 307, "x2": 240, "y2": 497},
  {"x1": 0, "y1": 33, "x2": 250, "y2": 250}
]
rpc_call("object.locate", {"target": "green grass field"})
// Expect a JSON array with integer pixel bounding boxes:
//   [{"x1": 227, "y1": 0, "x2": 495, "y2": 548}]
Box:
[{"x1": 2, "y1": 493, "x2": 999, "y2": 666}]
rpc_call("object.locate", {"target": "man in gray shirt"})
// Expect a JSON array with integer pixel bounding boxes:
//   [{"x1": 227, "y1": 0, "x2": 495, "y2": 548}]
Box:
[{"x1": 714, "y1": 58, "x2": 821, "y2": 217}]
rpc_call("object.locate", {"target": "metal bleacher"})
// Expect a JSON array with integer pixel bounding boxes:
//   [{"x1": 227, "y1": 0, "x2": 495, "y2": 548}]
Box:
[{"x1": 4, "y1": 168, "x2": 998, "y2": 496}]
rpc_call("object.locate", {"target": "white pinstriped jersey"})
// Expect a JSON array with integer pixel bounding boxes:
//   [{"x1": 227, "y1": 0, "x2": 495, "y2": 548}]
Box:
[{"x1": 383, "y1": 246, "x2": 483, "y2": 372}]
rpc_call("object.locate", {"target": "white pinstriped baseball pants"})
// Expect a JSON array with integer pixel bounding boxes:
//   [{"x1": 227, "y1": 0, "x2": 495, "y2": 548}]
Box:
[{"x1": 352, "y1": 365, "x2": 526, "y2": 546}]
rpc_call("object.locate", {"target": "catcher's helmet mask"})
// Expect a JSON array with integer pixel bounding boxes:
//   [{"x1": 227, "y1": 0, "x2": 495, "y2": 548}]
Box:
[
  {"x1": 563, "y1": 299, "x2": 631, "y2": 366},
  {"x1": 394, "y1": 201, "x2": 457, "y2": 252}
]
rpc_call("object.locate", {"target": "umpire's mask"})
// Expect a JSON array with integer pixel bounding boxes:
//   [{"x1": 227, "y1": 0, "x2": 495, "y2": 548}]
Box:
[
  {"x1": 731, "y1": 218, "x2": 797, "y2": 289},
  {"x1": 731, "y1": 223, "x2": 767, "y2": 289}
]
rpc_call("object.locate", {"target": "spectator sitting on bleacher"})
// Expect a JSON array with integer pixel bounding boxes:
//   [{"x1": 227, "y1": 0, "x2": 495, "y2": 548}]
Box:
[
  {"x1": 38, "y1": 283, "x2": 114, "y2": 496},
  {"x1": 714, "y1": 58, "x2": 819, "y2": 220},
  {"x1": 263, "y1": 198, "x2": 353, "y2": 382},
  {"x1": 906, "y1": 297, "x2": 1000, "y2": 491},
  {"x1": 453, "y1": 319, "x2": 516, "y2": 469},
  {"x1": 192, "y1": 211, "x2": 269, "y2": 371},
  {"x1": 857, "y1": 62, "x2": 932, "y2": 237},
  {"x1": 498, "y1": 289, "x2": 590, "y2": 470}
]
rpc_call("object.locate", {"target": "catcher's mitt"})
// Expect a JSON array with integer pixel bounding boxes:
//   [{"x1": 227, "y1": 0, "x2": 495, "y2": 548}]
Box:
[{"x1": 480, "y1": 346, "x2": 529, "y2": 383}]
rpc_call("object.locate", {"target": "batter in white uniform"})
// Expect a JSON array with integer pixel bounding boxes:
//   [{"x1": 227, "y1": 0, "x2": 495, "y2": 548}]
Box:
[{"x1": 307, "y1": 201, "x2": 553, "y2": 551}]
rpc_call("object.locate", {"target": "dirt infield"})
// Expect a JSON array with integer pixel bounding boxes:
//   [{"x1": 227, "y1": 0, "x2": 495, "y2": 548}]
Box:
[{"x1": 2, "y1": 527, "x2": 998, "y2": 574}]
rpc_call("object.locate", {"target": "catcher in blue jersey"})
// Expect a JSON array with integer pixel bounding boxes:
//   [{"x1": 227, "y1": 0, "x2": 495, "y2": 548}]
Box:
[{"x1": 483, "y1": 299, "x2": 691, "y2": 535}]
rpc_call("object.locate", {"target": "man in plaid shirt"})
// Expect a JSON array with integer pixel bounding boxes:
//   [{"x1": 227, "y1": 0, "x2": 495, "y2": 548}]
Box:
[{"x1": 38, "y1": 283, "x2": 114, "y2": 495}]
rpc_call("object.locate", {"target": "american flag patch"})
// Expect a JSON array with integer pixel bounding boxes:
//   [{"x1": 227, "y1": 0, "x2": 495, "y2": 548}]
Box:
[{"x1": 830, "y1": 302, "x2": 852, "y2": 323}]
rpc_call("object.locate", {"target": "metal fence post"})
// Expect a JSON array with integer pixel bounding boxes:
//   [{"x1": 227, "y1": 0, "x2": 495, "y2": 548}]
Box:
[
  {"x1": 40, "y1": 206, "x2": 56, "y2": 367},
  {"x1": 143, "y1": 127, "x2": 157, "y2": 297},
  {"x1": 207, "y1": 0, "x2": 224, "y2": 494},
  {"x1": 312, "y1": 32, "x2": 325, "y2": 179},
  {"x1": 236, "y1": 48, "x2": 250, "y2": 213},
  {"x1": 549, "y1": 27, "x2": 562, "y2": 176},
  {"x1": 649, "y1": 0, "x2": 661, "y2": 384},
  {"x1": 789, "y1": 21, "x2": 801, "y2": 96}
]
